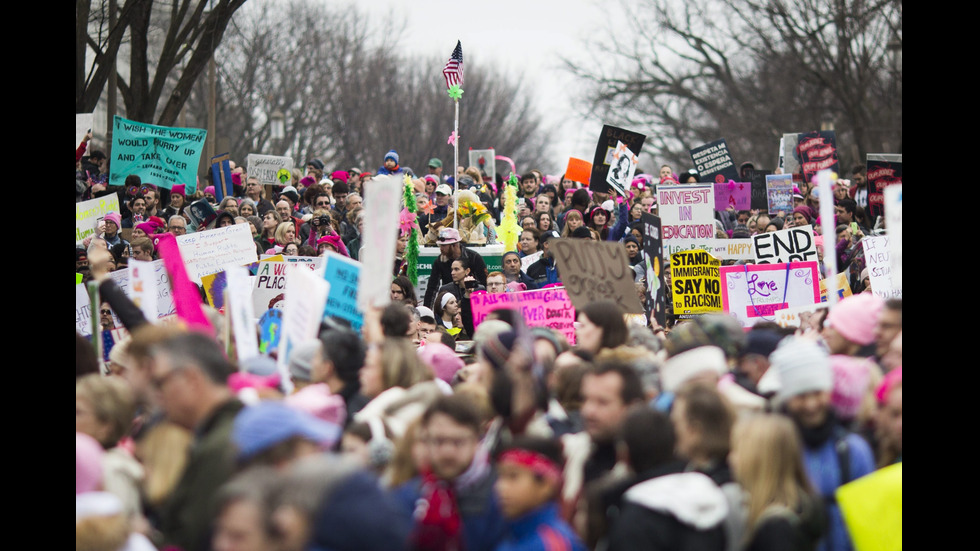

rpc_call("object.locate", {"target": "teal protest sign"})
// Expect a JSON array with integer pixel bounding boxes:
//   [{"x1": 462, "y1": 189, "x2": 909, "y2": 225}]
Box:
[
  {"x1": 322, "y1": 252, "x2": 364, "y2": 330},
  {"x1": 109, "y1": 116, "x2": 207, "y2": 191}
]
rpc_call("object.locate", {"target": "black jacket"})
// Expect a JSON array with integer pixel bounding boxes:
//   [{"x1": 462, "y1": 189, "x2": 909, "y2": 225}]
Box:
[{"x1": 423, "y1": 247, "x2": 488, "y2": 308}]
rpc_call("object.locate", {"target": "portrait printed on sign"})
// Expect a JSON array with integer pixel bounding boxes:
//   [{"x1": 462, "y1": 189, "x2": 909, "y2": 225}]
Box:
[{"x1": 606, "y1": 141, "x2": 638, "y2": 197}]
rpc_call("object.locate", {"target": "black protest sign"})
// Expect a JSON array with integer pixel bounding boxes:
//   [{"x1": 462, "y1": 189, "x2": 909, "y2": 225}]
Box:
[
  {"x1": 690, "y1": 139, "x2": 739, "y2": 183},
  {"x1": 745, "y1": 169, "x2": 772, "y2": 211},
  {"x1": 589, "y1": 125, "x2": 646, "y2": 195},
  {"x1": 640, "y1": 213, "x2": 666, "y2": 326},
  {"x1": 550, "y1": 238, "x2": 644, "y2": 314},
  {"x1": 753, "y1": 227, "x2": 817, "y2": 264},
  {"x1": 866, "y1": 154, "x2": 902, "y2": 222},
  {"x1": 796, "y1": 130, "x2": 840, "y2": 182}
]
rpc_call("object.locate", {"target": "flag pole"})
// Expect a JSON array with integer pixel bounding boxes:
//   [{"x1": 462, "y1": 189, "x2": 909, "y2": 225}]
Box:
[{"x1": 453, "y1": 99, "x2": 459, "y2": 232}]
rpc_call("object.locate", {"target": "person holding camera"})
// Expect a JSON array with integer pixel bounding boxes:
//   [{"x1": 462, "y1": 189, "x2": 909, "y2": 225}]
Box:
[{"x1": 434, "y1": 256, "x2": 485, "y2": 340}]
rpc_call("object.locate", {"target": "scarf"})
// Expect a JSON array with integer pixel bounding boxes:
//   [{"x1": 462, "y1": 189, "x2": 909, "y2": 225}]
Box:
[{"x1": 412, "y1": 469, "x2": 463, "y2": 551}]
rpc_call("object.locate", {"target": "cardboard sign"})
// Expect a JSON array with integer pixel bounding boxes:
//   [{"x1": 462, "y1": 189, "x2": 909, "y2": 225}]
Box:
[
  {"x1": 468, "y1": 149, "x2": 496, "y2": 180},
  {"x1": 781, "y1": 132, "x2": 802, "y2": 177},
  {"x1": 176, "y1": 223, "x2": 258, "y2": 283},
  {"x1": 358, "y1": 174, "x2": 402, "y2": 310},
  {"x1": 640, "y1": 213, "x2": 666, "y2": 327},
  {"x1": 470, "y1": 287, "x2": 576, "y2": 345},
  {"x1": 589, "y1": 125, "x2": 646, "y2": 194},
  {"x1": 819, "y1": 273, "x2": 852, "y2": 302},
  {"x1": 253, "y1": 261, "x2": 289, "y2": 315},
  {"x1": 277, "y1": 265, "x2": 330, "y2": 384},
  {"x1": 565, "y1": 157, "x2": 592, "y2": 184},
  {"x1": 745, "y1": 169, "x2": 772, "y2": 211},
  {"x1": 657, "y1": 184, "x2": 715, "y2": 241},
  {"x1": 605, "y1": 141, "x2": 638, "y2": 197},
  {"x1": 713, "y1": 181, "x2": 751, "y2": 212},
  {"x1": 884, "y1": 185, "x2": 902, "y2": 292},
  {"x1": 550, "y1": 239, "x2": 644, "y2": 313},
  {"x1": 75, "y1": 195, "x2": 121, "y2": 243},
  {"x1": 720, "y1": 261, "x2": 821, "y2": 326},
  {"x1": 109, "y1": 116, "x2": 206, "y2": 191},
  {"x1": 863, "y1": 235, "x2": 900, "y2": 298},
  {"x1": 76, "y1": 113, "x2": 94, "y2": 148},
  {"x1": 322, "y1": 252, "x2": 364, "y2": 330},
  {"x1": 225, "y1": 266, "x2": 259, "y2": 361},
  {"x1": 670, "y1": 250, "x2": 722, "y2": 316},
  {"x1": 866, "y1": 154, "x2": 902, "y2": 222},
  {"x1": 689, "y1": 138, "x2": 738, "y2": 183},
  {"x1": 247, "y1": 154, "x2": 294, "y2": 186},
  {"x1": 765, "y1": 174, "x2": 794, "y2": 214},
  {"x1": 796, "y1": 130, "x2": 839, "y2": 182},
  {"x1": 753, "y1": 226, "x2": 817, "y2": 264}
]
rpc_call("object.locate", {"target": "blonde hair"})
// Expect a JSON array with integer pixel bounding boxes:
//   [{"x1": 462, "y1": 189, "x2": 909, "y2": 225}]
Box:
[
  {"x1": 136, "y1": 422, "x2": 193, "y2": 507},
  {"x1": 274, "y1": 220, "x2": 296, "y2": 246},
  {"x1": 732, "y1": 414, "x2": 814, "y2": 535},
  {"x1": 75, "y1": 374, "x2": 136, "y2": 447},
  {"x1": 560, "y1": 209, "x2": 584, "y2": 238},
  {"x1": 380, "y1": 339, "x2": 433, "y2": 392}
]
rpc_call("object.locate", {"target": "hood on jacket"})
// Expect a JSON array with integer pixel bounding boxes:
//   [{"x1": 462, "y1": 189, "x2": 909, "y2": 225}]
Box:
[{"x1": 623, "y1": 471, "x2": 729, "y2": 530}]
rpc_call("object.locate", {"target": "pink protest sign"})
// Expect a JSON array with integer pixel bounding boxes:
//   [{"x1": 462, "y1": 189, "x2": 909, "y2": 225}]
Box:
[
  {"x1": 470, "y1": 287, "x2": 576, "y2": 345},
  {"x1": 719, "y1": 261, "x2": 820, "y2": 327},
  {"x1": 713, "y1": 181, "x2": 751, "y2": 212}
]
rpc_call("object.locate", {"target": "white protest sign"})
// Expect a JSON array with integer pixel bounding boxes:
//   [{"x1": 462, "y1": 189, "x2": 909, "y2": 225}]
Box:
[
  {"x1": 177, "y1": 223, "x2": 258, "y2": 283},
  {"x1": 753, "y1": 226, "x2": 817, "y2": 264},
  {"x1": 720, "y1": 261, "x2": 821, "y2": 327},
  {"x1": 252, "y1": 261, "x2": 289, "y2": 315},
  {"x1": 521, "y1": 251, "x2": 543, "y2": 272},
  {"x1": 663, "y1": 238, "x2": 754, "y2": 260},
  {"x1": 863, "y1": 236, "x2": 900, "y2": 298},
  {"x1": 606, "y1": 141, "x2": 638, "y2": 197},
  {"x1": 358, "y1": 174, "x2": 402, "y2": 310},
  {"x1": 277, "y1": 265, "x2": 330, "y2": 386},
  {"x1": 76, "y1": 284, "x2": 94, "y2": 336},
  {"x1": 246, "y1": 154, "x2": 294, "y2": 186},
  {"x1": 468, "y1": 149, "x2": 496, "y2": 181},
  {"x1": 128, "y1": 259, "x2": 158, "y2": 321},
  {"x1": 226, "y1": 266, "x2": 259, "y2": 362},
  {"x1": 76, "y1": 113, "x2": 94, "y2": 148},
  {"x1": 76, "y1": 195, "x2": 121, "y2": 243},
  {"x1": 884, "y1": 185, "x2": 902, "y2": 293},
  {"x1": 284, "y1": 255, "x2": 324, "y2": 273},
  {"x1": 110, "y1": 259, "x2": 177, "y2": 320},
  {"x1": 657, "y1": 184, "x2": 715, "y2": 241}
]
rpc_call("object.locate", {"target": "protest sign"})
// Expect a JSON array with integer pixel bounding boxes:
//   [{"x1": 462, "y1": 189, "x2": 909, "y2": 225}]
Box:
[
  {"x1": 720, "y1": 261, "x2": 821, "y2": 326},
  {"x1": 201, "y1": 271, "x2": 228, "y2": 309},
  {"x1": 836, "y1": 463, "x2": 902, "y2": 551},
  {"x1": 110, "y1": 259, "x2": 176, "y2": 320},
  {"x1": 322, "y1": 252, "x2": 363, "y2": 330},
  {"x1": 774, "y1": 303, "x2": 827, "y2": 330},
  {"x1": 885, "y1": 185, "x2": 902, "y2": 292},
  {"x1": 225, "y1": 266, "x2": 259, "y2": 361},
  {"x1": 689, "y1": 138, "x2": 738, "y2": 183},
  {"x1": 177, "y1": 223, "x2": 258, "y2": 283},
  {"x1": 781, "y1": 133, "x2": 802, "y2": 177},
  {"x1": 258, "y1": 308, "x2": 283, "y2": 354},
  {"x1": 185, "y1": 198, "x2": 217, "y2": 229},
  {"x1": 211, "y1": 153, "x2": 233, "y2": 201},
  {"x1": 468, "y1": 149, "x2": 495, "y2": 181},
  {"x1": 247, "y1": 154, "x2": 294, "y2": 186},
  {"x1": 358, "y1": 174, "x2": 402, "y2": 310},
  {"x1": 753, "y1": 226, "x2": 817, "y2": 264},
  {"x1": 75, "y1": 195, "x2": 121, "y2": 243},
  {"x1": 277, "y1": 265, "x2": 330, "y2": 385},
  {"x1": 713, "y1": 181, "x2": 751, "y2": 212},
  {"x1": 109, "y1": 116, "x2": 206, "y2": 191},
  {"x1": 128, "y1": 259, "x2": 158, "y2": 321},
  {"x1": 76, "y1": 113, "x2": 93, "y2": 148},
  {"x1": 796, "y1": 130, "x2": 839, "y2": 182},
  {"x1": 662, "y1": 238, "x2": 754, "y2": 260},
  {"x1": 819, "y1": 273, "x2": 852, "y2": 302},
  {"x1": 863, "y1": 235, "x2": 900, "y2": 298},
  {"x1": 252, "y1": 261, "x2": 289, "y2": 315},
  {"x1": 657, "y1": 184, "x2": 715, "y2": 241},
  {"x1": 670, "y1": 250, "x2": 722, "y2": 317},
  {"x1": 565, "y1": 158, "x2": 592, "y2": 184},
  {"x1": 765, "y1": 174, "x2": 794, "y2": 214},
  {"x1": 550, "y1": 239, "x2": 644, "y2": 313},
  {"x1": 605, "y1": 141, "x2": 638, "y2": 197},
  {"x1": 75, "y1": 284, "x2": 94, "y2": 336},
  {"x1": 745, "y1": 169, "x2": 772, "y2": 211},
  {"x1": 640, "y1": 213, "x2": 666, "y2": 327},
  {"x1": 470, "y1": 287, "x2": 576, "y2": 345},
  {"x1": 866, "y1": 154, "x2": 902, "y2": 222},
  {"x1": 521, "y1": 251, "x2": 543, "y2": 272},
  {"x1": 589, "y1": 125, "x2": 646, "y2": 195},
  {"x1": 283, "y1": 256, "x2": 324, "y2": 272}
]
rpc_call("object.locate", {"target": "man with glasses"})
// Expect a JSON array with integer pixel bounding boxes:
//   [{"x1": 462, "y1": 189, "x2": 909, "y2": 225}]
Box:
[
  {"x1": 167, "y1": 215, "x2": 187, "y2": 236},
  {"x1": 244, "y1": 176, "x2": 275, "y2": 216},
  {"x1": 391, "y1": 395, "x2": 505, "y2": 551},
  {"x1": 149, "y1": 332, "x2": 244, "y2": 551},
  {"x1": 486, "y1": 271, "x2": 507, "y2": 294}
]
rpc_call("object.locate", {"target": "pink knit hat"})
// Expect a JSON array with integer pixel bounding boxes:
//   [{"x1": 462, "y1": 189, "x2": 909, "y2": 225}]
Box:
[
  {"x1": 103, "y1": 212, "x2": 122, "y2": 228},
  {"x1": 417, "y1": 343, "x2": 464, "y2": 383},
  {"x1": 825, "y1": 294, "x2": 884, "y2": 346},
  {"x1": 76, "y1": 432, "x2": 104, "y2": 495},
  {"x1": 829, "y1": 355, "x2": 872, "y2": 420},
  {"x1": 285, "y1": 383, "x2": 347, "y2": 428}
]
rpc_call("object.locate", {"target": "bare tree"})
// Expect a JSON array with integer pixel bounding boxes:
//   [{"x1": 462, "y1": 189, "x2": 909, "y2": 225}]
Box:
[
  {"x1": 181, "y1": 0, "x2": 552, "y2": 173},
  {"x1": 567, "y1": 0, "x2": 902, "y2": 171}
]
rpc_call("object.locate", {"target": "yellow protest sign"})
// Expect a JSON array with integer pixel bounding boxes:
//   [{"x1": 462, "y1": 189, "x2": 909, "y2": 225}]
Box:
[
  {"x1": 819, "y1": 272, "x2": 853, "y2": 302},
  {"x1": 670, "y1": 249, "x2": 722, "y2": 316},
  {"x1": 836, "y1": 462, "x2": 902, "y2": 551}
]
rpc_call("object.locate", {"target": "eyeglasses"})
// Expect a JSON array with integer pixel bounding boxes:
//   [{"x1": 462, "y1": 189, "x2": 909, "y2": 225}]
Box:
[
  {"x1": 100, "y1": 309, "x2": 112, "y2": 316},
  {"x1": 152, "y1": 367, "x2": 185, "y2": 391}
]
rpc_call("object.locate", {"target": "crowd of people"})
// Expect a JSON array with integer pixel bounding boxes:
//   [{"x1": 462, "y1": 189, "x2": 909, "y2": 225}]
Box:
[{"x1": 76, "y1": 135, "x2": 902, "y2": 551}]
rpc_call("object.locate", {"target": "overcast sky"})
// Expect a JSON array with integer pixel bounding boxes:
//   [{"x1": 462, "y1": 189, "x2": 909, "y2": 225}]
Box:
[{"x1": 328, "y1": 0, "x2": 611, "y2": 175}]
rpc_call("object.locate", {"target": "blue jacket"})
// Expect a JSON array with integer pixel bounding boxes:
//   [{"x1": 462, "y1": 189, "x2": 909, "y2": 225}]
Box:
[
  {"x1": 497, "y1": 502, "x2": 585, "y2": 551},
  {"x1": 803, "y1": 430, "x2": 875, "y2": 551},
  {"x1": 391, "y1": 472, "x2": 506, "y2": 551}
]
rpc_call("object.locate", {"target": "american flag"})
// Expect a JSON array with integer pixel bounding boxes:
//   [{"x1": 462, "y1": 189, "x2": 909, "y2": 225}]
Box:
[{"x1": 443, "y1": 40, "x2": 463, "y2": 88}]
